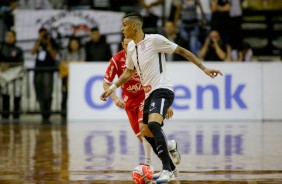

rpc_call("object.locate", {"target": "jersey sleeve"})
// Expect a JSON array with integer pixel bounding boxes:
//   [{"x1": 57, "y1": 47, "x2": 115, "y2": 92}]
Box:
[
  {"x1": 126, "y1": 44, "x2": 135, "y2": 70},
  {"x1": 104, "y1": 57, "x2": 118, "y2": 83},
  {"x1": 153, "y1": 34, "x2": 178, "y2": 54},
  {"x1": 126, "y1": 56, "x2": 135, "y2": 70}
]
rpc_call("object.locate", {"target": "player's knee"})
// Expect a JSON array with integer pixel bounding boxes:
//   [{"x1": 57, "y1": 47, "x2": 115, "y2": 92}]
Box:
[
  {"x1": 148, "y1": 122, "x2": 161, "y2": 134},
  {"x1": 140, "y1": 127, "x2": 146, "y2": 137},
  {"x1": 140, "y1": 124, "x2": 153, "y2": 137}
]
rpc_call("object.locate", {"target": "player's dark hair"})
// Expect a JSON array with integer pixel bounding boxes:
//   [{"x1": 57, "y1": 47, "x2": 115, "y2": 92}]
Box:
[{"x1": 123, "y1": 12, "x2": 143, "y2": 24}]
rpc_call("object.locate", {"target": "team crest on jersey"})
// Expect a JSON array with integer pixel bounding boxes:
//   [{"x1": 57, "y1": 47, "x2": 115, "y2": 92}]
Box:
[
  {"x1": 141, "y1": 44, "x2": 145, "y2": 51},
  {"x1": 139, "y1": 40, "x2": 146, "y2": 51}
]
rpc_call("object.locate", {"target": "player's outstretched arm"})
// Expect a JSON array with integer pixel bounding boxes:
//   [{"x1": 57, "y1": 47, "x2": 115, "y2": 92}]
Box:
[
  {"x1": 174, "y1": 46, "x2": 223, "y2": 78},
  {"x1": 103, "y1": 81, "x2": 125, "y2": 108},
  {"x1": 100, "y1": 68, "x2": 135, "y2": 101}
]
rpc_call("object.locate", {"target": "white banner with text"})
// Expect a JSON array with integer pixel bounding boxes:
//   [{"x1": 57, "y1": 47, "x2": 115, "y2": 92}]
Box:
[{"x1": 68, "y1": 62, "x2": 282, "y2": 121}]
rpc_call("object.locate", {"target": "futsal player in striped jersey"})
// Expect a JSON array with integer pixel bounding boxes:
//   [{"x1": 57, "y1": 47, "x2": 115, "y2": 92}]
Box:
[{"x1": 103, "y1": 37, "x2": 181, "y2": 168}]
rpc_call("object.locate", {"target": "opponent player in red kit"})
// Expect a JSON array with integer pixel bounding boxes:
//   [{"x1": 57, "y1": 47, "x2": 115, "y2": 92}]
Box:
[{"x1": 103, "y1": 38, "x2": 181, "y2": 166}]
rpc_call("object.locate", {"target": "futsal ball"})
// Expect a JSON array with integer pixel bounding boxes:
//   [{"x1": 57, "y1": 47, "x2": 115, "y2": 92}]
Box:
[{"x1": 132, "y1": 164, "x2": 153, "y2": 184}]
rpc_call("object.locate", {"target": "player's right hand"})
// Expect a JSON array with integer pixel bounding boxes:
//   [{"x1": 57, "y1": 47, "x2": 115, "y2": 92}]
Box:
[{"x1": 100, "y1": 89, "x2": 113, "y2": 101}]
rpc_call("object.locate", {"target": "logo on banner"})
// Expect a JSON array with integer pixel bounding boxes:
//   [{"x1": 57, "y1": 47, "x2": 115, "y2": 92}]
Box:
[
  {"x1": 35, "y1": 11, "x2": 99, "y2": 45},
  {"x1": 84, "y1": 74, "x2": 247, "y2": 110}
]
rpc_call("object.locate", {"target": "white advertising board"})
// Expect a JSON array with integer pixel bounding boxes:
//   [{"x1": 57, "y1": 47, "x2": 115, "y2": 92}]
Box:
[
  {"x1": 68, "y1": 62, "x2": 274, "y2": 121},
  {"x1": 68, "y1": 63, "x2": 126, "y2": 121},
  {"x1": 167, "y1": 63, "x2": 262, "y2": 120},
  {"x1": 262, "y1": 63, "x2": 282, "y2": 120}
]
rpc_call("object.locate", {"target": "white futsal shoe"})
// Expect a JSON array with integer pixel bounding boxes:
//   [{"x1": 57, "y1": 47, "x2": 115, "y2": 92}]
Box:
[
  {"x1": 168, "y1": 140, "x2": 181, "y2": 165},
  {"x1": 155, "y1": 170, "x2": 176, "y2": 183},
  {"x1": 153, "y1": 168, "x2": 179, "y2": 180}
]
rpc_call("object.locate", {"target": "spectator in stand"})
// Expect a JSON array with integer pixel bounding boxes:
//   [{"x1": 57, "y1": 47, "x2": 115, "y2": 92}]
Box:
[
  {"x1": 31, "y1": 27, "x2": 59, "y2": 122},
  {"x1": 18, "y1": 0, "x2": 53, "y2": 9},
  {"x1": 49, "y1": 0, "x2": 66, "y2": 9},
  {"x1": 198, "y1": 30, "x2": 227, "y2": 61},
  {"x1": 162, "y1": 20, "x2": 189, "y2": 61},
  {"x1": 165, "y1": 0, "x2": 179, "y2": 23},
  {"x1": 227, "y1": 42, "x2": 253, "y2": 62},
  {"x1": 59, "y1": 36, "x2": 85, "y2": 120},
  {"x1": 0, "y1": 30, "x2": 24, "y2": 120},
  {"x1": 85, "y1": 27, "x2": 112, "y2": 62},
  {"x1": 210, "y1": 0, "x2": 231, "y2": 46},
  {"x1": 91, "y1": 0, "x2": 111, "y2": 10},
  {"x1": 60, "y1": 0, "x2": 90, "y2": 10},
  {"x1": 2, "y1": 0, "x2": 17, "y2": 31},
  {"x1": 174, "y1": 0, "x2": 207, "y2": 55},
  {"x1": 228, "y1": 0, "x2": 243, "y2": 55},
  {"x1": 111, "y1": 0, "x2": 140, "y2": 12},
  {"x1": 140, "y1": 0, "x2": 164, "y2": 33}
]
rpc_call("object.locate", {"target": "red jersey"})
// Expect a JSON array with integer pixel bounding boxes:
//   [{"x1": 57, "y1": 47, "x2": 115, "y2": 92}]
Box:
[{"x1": 104, "y1": 50, "x2": 145, "y2": 107}]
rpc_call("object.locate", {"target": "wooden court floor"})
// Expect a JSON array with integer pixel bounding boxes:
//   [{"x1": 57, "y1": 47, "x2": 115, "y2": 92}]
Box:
[{"x1": 0, "y1": 119, "x2": 282, "y2": 184}]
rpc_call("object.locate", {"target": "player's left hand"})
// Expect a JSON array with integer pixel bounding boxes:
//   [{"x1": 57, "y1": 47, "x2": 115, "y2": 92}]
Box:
[
  {"x1": 203, "y1": 68, "x2": 223, "y2": 79},
  {"x1": 166, "y1": 106, "x2": 174, "y2": 119},
  {"x1": 100, "y1": 89, "x2": 114, "y2": 101},
  {"x1": 114, "y1": 98, "x2": 126, "y2": 109}
]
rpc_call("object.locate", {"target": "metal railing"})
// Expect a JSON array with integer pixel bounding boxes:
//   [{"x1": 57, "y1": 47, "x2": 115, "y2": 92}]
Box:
[{"x1": 0, "y1": 66, "x2": 63, "y2": 118}]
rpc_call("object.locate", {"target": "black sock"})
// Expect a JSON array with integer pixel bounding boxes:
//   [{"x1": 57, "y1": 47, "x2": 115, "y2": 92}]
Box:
[
  {"x1": 148, "y1": 122, "x2": 171, "y2": 171},
  {"x1": 145, "y1": 136, "x2": 176, "y2": 170},
  {"x1": 144, "y1": 136, "x2": 158, "y2": 155},
  {"x1": 170, "y1": 158, "x2": 176, "y2": 171}
]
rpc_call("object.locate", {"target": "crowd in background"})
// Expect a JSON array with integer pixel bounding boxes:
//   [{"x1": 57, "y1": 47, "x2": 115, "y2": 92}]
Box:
[
  {"x1": 2, "y1": 0, "x2": 280, "y2": 122},
  {"x1": 0, "y1": 0, "x2": 255, "y2": 63}
]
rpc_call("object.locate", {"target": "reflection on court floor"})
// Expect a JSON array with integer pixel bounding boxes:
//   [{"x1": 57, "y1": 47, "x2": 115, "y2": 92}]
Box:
[{"x1": 0, "y1": 121, "x2": 282, "y2": 183}]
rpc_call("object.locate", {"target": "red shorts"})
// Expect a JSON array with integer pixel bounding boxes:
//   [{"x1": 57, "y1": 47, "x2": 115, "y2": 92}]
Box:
[{"x1": 125, "y1": 103, "x2": 143, "y2": 136}]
